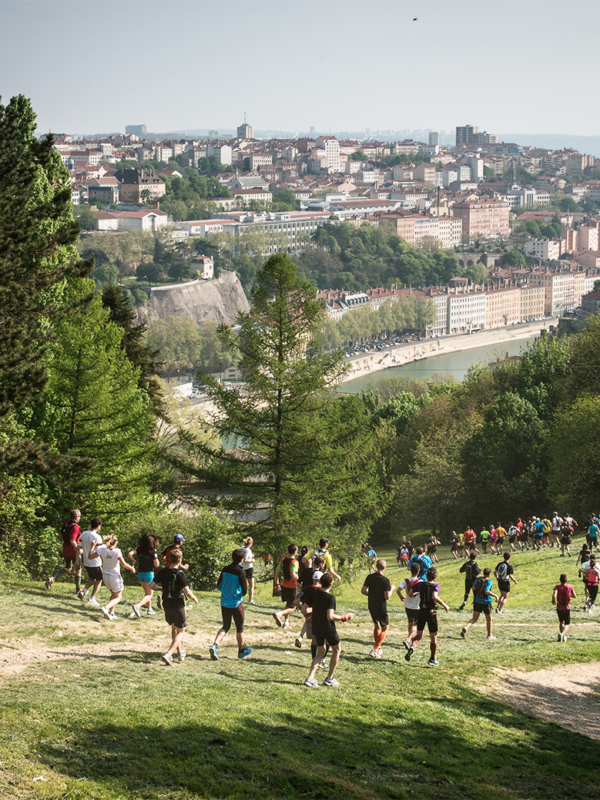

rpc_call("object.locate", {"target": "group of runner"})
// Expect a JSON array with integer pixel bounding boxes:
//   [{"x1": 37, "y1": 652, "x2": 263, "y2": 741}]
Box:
[{"x1": 43, "y1": 509, "x2": 600, "y2": 683}]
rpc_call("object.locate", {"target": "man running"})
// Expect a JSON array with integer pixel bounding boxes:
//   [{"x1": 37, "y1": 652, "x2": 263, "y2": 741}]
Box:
[
  {"x1": 45, "y1": 509, "x2": 82, "y2": 591},
  {"x1": 273, "y1": 543, "x2": 299, "y2": 629},
  {"x1": 450, "y1": 531, "x2": 460, "y2": 560},
  {"x1": 210, "y1": 548, "x2": 252, "y2": 661},
  {"x1": 77, "y1": 517, "x2": 103, "y2": 605},
  {"x1": 495, "y1": 523, "x2": 507, "y2": 552},
  {"x1": 494, "y1": 552, "x2": 517, "y2": 614},
  {"x1": 532, "y1": 518, "x2": 545, "y2": 551},
  {"x1": 403, "y1": 567, "x2": 450, "y2": 667},
  {"x1": 294, "y1": 555, "x2": 324, "y2": 650},
  {"x1": 479, "y1": 526, "x2": 490, "y2": 554},
  {"x1": 397, "y1": 562, "x2": 421, "y2": 649},
  {"x1": 161, "y1": 534, "x2": 189, "y2": 569},
  {"x1": 507, "y1": 523, "x2": 519, "y2": 553},
  {"x1": 560, "y1": 519, "x2": 573, "y2": 557},
  {"x1": 551, "y1": 513, "x2": 563, "y2": 548},
  {"x1": 586, "y1": 518, "x2": 599, "y2": 553},
  {"x1": 303, "y1": 572, "x2": 353, "y2": 688},
  {"x1": 458, "y1": 552, "x2": 481, "y2": 611},
  {"x1": 541, "y1": 517, "x2": 552, "y2": 548},
  {"x1": 361, "y1": 559, "x2": 395, "y2": 659},
  {"x1": 580, "y1": 555, "x2": 600, "y2": 613},
  {"x1": 408, "y1": 547, "x2": 432, "y2": 579},
  {"x1": 463, "y1": 527, "x2": 477, "y2": 555},
  {"x1": 313, "y1": 537, "x2": 341, "y2": 582},
  {"x1": 461, "y1": 567, "x2": 498, "y2": 640},
  {"x1": 552, "y1": 574, "x2": 576, "y2": 642},
  {"x1": 151, "y1": 548, "x2": 198, "y2": 665}
]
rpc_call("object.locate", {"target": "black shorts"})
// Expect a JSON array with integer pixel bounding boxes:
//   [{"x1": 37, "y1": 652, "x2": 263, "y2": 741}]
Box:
[
  {"x1": 369, "y1": 606, "x2": 389, "y2": 629},
  {"x1": 474, "y1": 601, "x2": 491, "y2": 616},
  {"x1": 561, "y1": 536, "x2": 572, "y2": 545},
  {"x1": 64, "y1": 556, "x2": 76, "y2": 569},
  {"x1": 450, "y1": 543, "x2": 458, "y2": 552},
  {"x1": 509, "y1": 536, "x2": 517, "y2": 544},
  {"x1": 164, "y1": 603, "x2": 187, "y2": 629},
  {"x1": 588, "y1": 584, "x2": 599, "y2": 603},
  {"x1": 243, "y1": 567, "x2": 254, "y2": 580},
  {"x1": 280, "y1": 586, "x2": 296, "y2": 608},
  {"x1": 427, "y1": 546, "x2": 437, "y2": 554},
  {"x1": 557, "y1": 609, "x2": 571, "y2": 625},
  {"x1": 405, "y1": 608, "x2": 419, "y2": 624},
  {"x1": 416, "y1": 609, "x2": 438, "y2": 634},
  {"x1": 221, "y1": 604, "x2": 244, "y2": 633},
  {"x1": 85, "y1": 565, "x2": 103, "y2": 581},
  {"x1": 498, "y1": 580, "x2": 511, "y2": 593},
  {"x1": 314, "y1": 629, "x2": 340, "y2": 648},
  {"x1": 587, "y1": 537, "x2": 598, "y2": 548}
]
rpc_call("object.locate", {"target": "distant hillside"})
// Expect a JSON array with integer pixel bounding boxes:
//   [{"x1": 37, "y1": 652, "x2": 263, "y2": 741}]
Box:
[
  {"x1": 499, "y1": 133, "x2": 600, "y2": 157},
  {"x1": 136, "y1": 271, "x2": 249, "y2": 326}
]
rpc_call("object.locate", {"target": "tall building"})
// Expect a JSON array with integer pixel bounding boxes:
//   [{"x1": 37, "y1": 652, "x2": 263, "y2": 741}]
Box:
[
  {"x1": 315, "y1": 135, "x2": 340, "y2": 172},
  {"x1": 237, "y1": 121, "x2": 254, "y2": 139},
  {"x1": 455, "y1": 124, "x2": 497, "y2": 146},
  {"x1": 452, "y1": 198, "x2": 510, "y2": 240},
  {"x1": 429, "y1": 131, "x2": 441, "y2": 146},
  {"x1": 125, "y1": 124, "x2": 146, "y2": 136}
]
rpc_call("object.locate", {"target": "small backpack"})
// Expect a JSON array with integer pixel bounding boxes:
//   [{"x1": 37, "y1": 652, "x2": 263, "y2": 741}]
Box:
[
  {"x1": 496, "y1": 562, "x2": 509, "y2": 581},
  {"x1": 61, "y1": 521, "x2": 76, "y2": 546},
  {"x1": 475, "y1": 576, "x2": 488, "y2": 600}
]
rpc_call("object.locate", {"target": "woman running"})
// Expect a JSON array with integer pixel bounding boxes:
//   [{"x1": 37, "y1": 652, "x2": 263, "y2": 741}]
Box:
[
  {"x1": 88, "y1": 535, "x2": 135, "y2": 620},
  {"x1": 129, "y1": 534, "x2": 160, "y2": 618},
  {"x1": 241, "y1": 536, "x2": 256, "y2": 605},
  {"x1": 489, "y1": 526, "x2": 498, "y2": 555},
  {"x1": 559, "y1": 520, "x2": 573, "y2": 557}
]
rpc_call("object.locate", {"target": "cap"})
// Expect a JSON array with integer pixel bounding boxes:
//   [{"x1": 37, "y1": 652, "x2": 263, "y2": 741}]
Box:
[
  {"x1": 174, "y1": 534, "x2": 186, "y2": 543},
  {"x1": 312, "y1": 570, "x2": 324, "y2": 581}
]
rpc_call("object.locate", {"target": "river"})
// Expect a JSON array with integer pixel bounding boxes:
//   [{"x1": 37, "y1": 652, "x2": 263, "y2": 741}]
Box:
[{"x1": 341, "y1": 334, "x2": 540, "y2": 392}]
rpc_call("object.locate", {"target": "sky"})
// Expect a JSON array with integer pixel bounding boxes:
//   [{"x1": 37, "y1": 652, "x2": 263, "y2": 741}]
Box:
[{"x1": 2, "y1": 0, "x2": 600, "y2": 137}]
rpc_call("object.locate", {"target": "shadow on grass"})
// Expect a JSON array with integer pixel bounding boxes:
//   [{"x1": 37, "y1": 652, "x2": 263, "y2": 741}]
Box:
[{"x1": 31, "y1": 687, "x2": 600, "y2": 800}]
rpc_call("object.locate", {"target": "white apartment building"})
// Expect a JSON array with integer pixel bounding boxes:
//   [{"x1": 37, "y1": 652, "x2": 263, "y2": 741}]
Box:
[
  {"x1": 413, "y1": 163, "x2": 436, "y2": 184},
  {"x1": 503, "y1": 187, "x2": 551, "y2": 208},
  {"x1": 249, "y1": 153, "x2": 273, "y2": 170},
  {"x1": 525, "y1": 238, "x2": 563, "y2": 261},
  {"x1": 437, "y1": 217, "x2": 463, "y2": 249},
  {"x1": 529, "y1": 270, "x2": 577, "y2": 315},
  {"x1": 315, "y1": 136, "x2": 340, "y2": 172},
  {"x1": 447, "y1": 290, "x2": 486, "y2": 334},
  {"x1": 578, "y1": 225, "x2": 599, "y2": 251},
  {"x1": 95, "y1": 210, "x2": 168, "y2": 232},
  {"x1": 207, "y1": 144, "x2": 232, "y2": 165}
]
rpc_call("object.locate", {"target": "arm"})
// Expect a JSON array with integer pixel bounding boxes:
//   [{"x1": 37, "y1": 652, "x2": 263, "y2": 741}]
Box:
[
  {"x1": 328, "y1": 566, "x2": 342, "y2": 582},
  {"x1": 459, "y1": 562, "x2": 467, "y2": 574},
  {"x1": 153, "y1": 554, "x2": 160, "y2": 569},
  {"x1": 551, "y1": 588, "x2": 557, "y2": 605},
  {"x1": 274, "y1": 566, "x2": 281, "y2": 587},
  {"x1": 432, "y1": 590, "x2": 450, "y2": 612},
  {"x1": 326, "y1": 608, "x2": 353, "y2": 622},
  {"x1": 183, "y1": 585, "x2": 198, "y2": 604},
  {"x1": 397, "y1": 586, "x2": 405, "y2": 602},
  {"x1": 485, "y1": 587, "x2": 499, "y2": 601},
  {"x1": 128, "y1": 549, "x2": 137, "y2": 565},
  {"x1": 118, "y1": 555, "x2": 136, "y2": 573},
  {"x1": 510, "y1": 574, "x2": 518, "y2": 585},
  {"x1": 385, "y1": 584, "x2": 396, "y2": 601},
  {"x1": 88, "y1": 542, "x2": 99, "y2": 560},
  {"x1": 360, "y1": 585, "x2": 368, "y2": 597}
]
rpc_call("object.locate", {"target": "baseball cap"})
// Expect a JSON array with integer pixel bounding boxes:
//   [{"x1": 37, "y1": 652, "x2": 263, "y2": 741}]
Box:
[
  {"x1": 174, "y1": 534, "x2": 186, "y2": 543},
  {"x1": 312, "y1": 570, "x2": 324, "y2": 581}
]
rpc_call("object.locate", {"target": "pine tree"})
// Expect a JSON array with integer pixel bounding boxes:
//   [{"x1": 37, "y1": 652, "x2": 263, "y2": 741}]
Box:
[{"x1": 172, "y1": 253, "x2": 385, "y2": 551}]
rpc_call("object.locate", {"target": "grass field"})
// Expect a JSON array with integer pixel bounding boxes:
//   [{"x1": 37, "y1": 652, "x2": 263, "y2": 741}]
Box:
[{"x1": 1, "y1": 538, "x2": 600, "y2": 800}]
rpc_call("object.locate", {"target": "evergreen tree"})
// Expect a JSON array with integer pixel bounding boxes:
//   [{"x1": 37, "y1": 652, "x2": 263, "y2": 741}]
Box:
[
  {"x1": 101, "y1": 285, "x2": 166, "y2": 419},
  {"x1": 172, "y1": 254, "x2": 385, "y2": 552}
]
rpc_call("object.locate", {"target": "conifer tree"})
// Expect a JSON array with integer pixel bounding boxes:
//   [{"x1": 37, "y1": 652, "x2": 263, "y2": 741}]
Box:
[{"x1": 172, "y1": 253, "x2": 384, "y2": 551}]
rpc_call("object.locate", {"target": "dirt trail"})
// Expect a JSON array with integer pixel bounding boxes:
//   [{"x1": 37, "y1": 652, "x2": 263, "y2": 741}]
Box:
[{"x1": 492, "y1": 662, "x2": 600, "y2": 740}]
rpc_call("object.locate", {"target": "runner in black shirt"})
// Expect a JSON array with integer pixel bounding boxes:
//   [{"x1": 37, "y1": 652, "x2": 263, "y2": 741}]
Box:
[
  {"x1": 303, "y1": 573, "x2": 353, "y2": 688},
  {"x1": 150, "y1": 548, "x2": 198, "y2": 666},
  {"x1": 458, "y1": 553, "x2": 481, "y2": 610},
  {"x1": 294, "y1": 555, "x2": 325, "y2": 649},
  {"x1": 404, "y1": 567, "x2": 449, "y2": 667},
  {"x1": 361, "y1": 559, "x2": 395, "y2": 659}
]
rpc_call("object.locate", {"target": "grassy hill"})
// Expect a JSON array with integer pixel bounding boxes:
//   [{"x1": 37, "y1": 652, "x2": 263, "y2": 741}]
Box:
[{"x1": 1, "y1": 538, "x2": 599, "y2": 799}]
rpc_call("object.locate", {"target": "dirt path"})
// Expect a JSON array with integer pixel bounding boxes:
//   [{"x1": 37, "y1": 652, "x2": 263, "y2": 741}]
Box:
[{"x1": 492, "y1": 662, "x2": 600, "y2": 740}]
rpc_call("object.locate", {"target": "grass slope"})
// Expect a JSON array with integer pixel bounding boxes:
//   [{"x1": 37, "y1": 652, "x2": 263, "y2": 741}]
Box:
[{"x1": 1, "y1": 539, "x2": 600, "y2": 800}]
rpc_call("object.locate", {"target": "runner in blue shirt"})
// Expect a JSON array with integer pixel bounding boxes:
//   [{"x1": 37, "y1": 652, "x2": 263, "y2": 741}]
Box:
[
  {"x1": 209, "y1": 549, "x2": 252, "y2": 661},
  {"x1": 407, "y1": 547, "x2": 432, "y2": 578},
  {"x1": 460, "y1": 567, "x2": 499, "y2": 641}
]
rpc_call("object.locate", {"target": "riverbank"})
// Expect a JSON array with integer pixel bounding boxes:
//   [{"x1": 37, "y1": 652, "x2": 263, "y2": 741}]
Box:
[{"x1": 341, "y1": 318, "x2": 558, "y2": 385}]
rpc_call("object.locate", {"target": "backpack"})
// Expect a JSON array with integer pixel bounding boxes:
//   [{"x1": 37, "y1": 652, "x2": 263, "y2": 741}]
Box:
[
  {"x1": 282, "y1": 557, "x2": 297, "y2": 582},
  {"x1": 496, "y1": 562, "x2": 509, "y2": 581},
  {"x1": 61, "y1": 521, "x2": 76, "y2": 546},
  {"x1": 465, "y1": 561, "x2": 478, "y2": 582},
  {"x1": 475, "y1": 576, "x2": 488, "y2": 600},
  {"x1": 165, "y1": 569, "x2": 184, "y2": 600}
]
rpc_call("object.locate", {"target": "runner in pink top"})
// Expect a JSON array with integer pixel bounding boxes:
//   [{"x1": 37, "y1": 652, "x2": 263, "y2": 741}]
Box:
[{"x1": 552, "y1": 573, "x2": 576, "y2": 642}]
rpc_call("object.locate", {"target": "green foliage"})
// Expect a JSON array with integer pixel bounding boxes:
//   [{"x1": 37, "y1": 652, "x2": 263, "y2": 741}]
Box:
[
  {"x1": 295, "y1": 221, "x2": 464, "y2": 290},
  {"x1": 348, "y1": 151, "x2": 369, "y2": 161},
  {"x1": 146, "y1": 317, "x2": 237, "y2": 373},
  {"x1": 371, "y1": 392, "x2": 431, "y2": 435},
  {"x1": 500, "y1": 248, "x2": 526, "y2": 268},
  {"x1": 197, "y1": 156, "x2": 234, "y2": 177},
  {"x1": 159, "y1": 173, "x2": 231, "y2": 221},
  {"x1": 73, "y1": 204, "x2": 97, "y2": 230}
]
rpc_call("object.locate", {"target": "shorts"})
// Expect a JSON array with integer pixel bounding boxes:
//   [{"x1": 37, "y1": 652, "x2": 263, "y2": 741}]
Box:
[
  {"x1": 314, "y1": 630, "x2": 340, "y2": 648},
  {"x1": 85, "y1": 565, "x2": 103, "y2": 581},
  {"x1": 428, "y1": 546, "x2": 437, "y2": 554},
  {"x1": 369, "y1": 606, "x2": 389, "y2": 629},
  {"x1": 164, "y1": 602, "x2": 187, "y2": 629},
  {"x1": 401, "y1": 555, "x2": 409, "y2": 563},
  {"x1": 416, "y1": 609, "x2": 438, "y2": 634},
  {"x1": 498, "y1": 580, "x2": 511, "y2": 594},
  {"x1": 242, "y1": 567, "x2": 254, "y2": 580},
  {"x1": 473, "y1": 601, "x2": 492, "y2": 616},
  {"x1": 587, "y1": 536, "x2": 598, "y2": 548},
  {"x1": 305, "y1": 618, "x2": 313, "y2": 640},
  {"x1": 405, "y1": 607, "x2": 419, "y2": 625},
  {"x1": 64, "y1": 556, "x2": 76, "y2": 569},
  {"x1": 557, "y1": 609, "x2": 571, "y2": 625},
  {"x1": 588, "y1": 584, "x2": 599, "y2": 603},
  {"x1": 138, "y1": 571, "x2": 154, "y2": 584},
  {"x1": 103, "y1": 573, "x2": 124, "y2": 594},
  {"x1": 561, "y1": 536, "x2": 572, "y2": 545},
  {"x1": 450, "y1": 544, "x2": 458, "y2": 553},
  {"x1": 509, "y1": 536, "x2": 517, "y2": 544},
  {"x1": 281, "y1": 586, "x2": 297, "y2": 608},
  {"x1": 221, "y1": 604, "x2": 244, "y2": 634}
]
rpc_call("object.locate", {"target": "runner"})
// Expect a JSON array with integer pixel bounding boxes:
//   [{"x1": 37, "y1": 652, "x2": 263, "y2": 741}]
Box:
[
  {"x1": 240, "y1": 536, "x2": 256, "y2": 605},
  {"x1": 366, "y1": 545, "x2": 377, "y2": 574},
  {"x1": 450, "y1": 531, "x2": 460, "y2": 560},
  {"x1": 559, "y1": 519, "x2": 573, "y2": 557},
  {"x1": 495, "y1": 523, "x2": 506, "y2": 552},
  {"x1": 294, "y1": 554, "x2": 324, "y2": 649},
  {"x1": 586, "y1": 518, "x2": 599, "y2": 553},
  {"x1": 460, "y1": 567, "x2": 498, "y2": 640},
  {"x1": 273, "y1": 543, "x2": 299, "y2": 629},
  {"x1": 361, "y1": 559, "x2": 395, "y2": 659},
  {"x1": 426, "y1": 535, "x2": 441, "y2": 564},
  {"x1": 581, "y1": 555, "x2": 600, "y2": 613},
  {"x1": 551, "y1": 512, "x2": 563, "y2": 548},
  {"x1": 397, "y1": 562, "x2": 421, "y2": 649},
  {"x1": 313, "y1": 537, "x2": 341, "y2": 582},
  {"x1": 87, "y1": 535, "x2": 136, "y2": 620},
  {"x1": 128, "y1": 534, "x2": 160, "y2": 618},
  {"x1": 463, "y1": 527, "x2": 477, "y2": 555},
  {"x1": 489, "y1": 525, "x2": 498, "y2": 555},
  {"x1": 399, "y1": 544, "x2": 409, "y2": 567},
  {"x1": 458, "y1": 552, "x2": 481, "y2": 611},
  {"x1": 532, "y1": 518, "x2": 545, "y2": 551},
  {"x1": 494, "y1": 552, "x2": 517, "y2": 614},
  {"x1": 406, "y1": 539, "x2": 414, "y2": 560},
  {"x1": 552, "y1": 573, "x2": 576, "y2": 642},
  {"x1": 479, "y1": 526, "x2": 490, "y2": 554},
  {"x1": 209, "y1": 548, "x2": 252, "y2": 660},
  {"x1": 541, "y1": 516, "x2": 552, "y2": 548},
  {"x1": 161, "y1": 534, "x2": 189, "y2": 569},
  {"x1": 519, "y1": 519, "x2": 531, "y2": 552},
  {"x1": 507, "y1": 522, "x2": 519, "y2": 553},
  {"x1": 403, "y1": 567, "x2": 450, "y2": 667},
  {"x1": 300, "y1": 544, "x2": 312, "y2": 569},
  {"x1": 262, "y1": 552, "x2": 271, "y2": 570},
  {"x1": 408, "y1": 547, "x2": 432, "y2": 579},
  {"x1": 77, "y1": 517, "x2": 103, "y2": 605},
  {"x1": 150, "y1": 548, "x2": 198, "y2": 665},
  {"x1": 303, "y1": 572, "x2": 353, "y2": 688},
  {"x1": 45, "y1": 509, "x2": 82, "y2": 591},
  {"x1": 576, "y1": 542, "x2": 591, "y2": 567}
]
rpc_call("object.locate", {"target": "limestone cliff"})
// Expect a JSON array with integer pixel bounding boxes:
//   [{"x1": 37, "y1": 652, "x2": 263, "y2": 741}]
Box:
[{"x1": 136, "y1": 271, "x2": 250, "y2": 326}]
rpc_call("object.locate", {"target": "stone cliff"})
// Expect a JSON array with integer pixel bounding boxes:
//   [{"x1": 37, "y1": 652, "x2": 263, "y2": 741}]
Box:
[{"x1": 136, "y1": 271, "x2": 250, "y2": 326}]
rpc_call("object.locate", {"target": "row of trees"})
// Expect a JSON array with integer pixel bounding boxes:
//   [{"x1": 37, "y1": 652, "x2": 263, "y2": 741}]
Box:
[{"x1": 146, "y1": 318, "x2": 237, "y2": 374}]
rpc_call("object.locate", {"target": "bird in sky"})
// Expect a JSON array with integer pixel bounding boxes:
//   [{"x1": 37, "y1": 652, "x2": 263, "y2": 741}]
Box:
[{"x1": 413, "y1": 17, "x2": 418, "y2": 21}]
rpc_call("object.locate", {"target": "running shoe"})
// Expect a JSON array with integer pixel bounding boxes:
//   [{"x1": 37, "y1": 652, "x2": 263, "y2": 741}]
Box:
[
  {"x1": 557, "y1": 633, "x2": 562, "y2": 642},
  {"x1": 162, "y1": 653, "x2": 174, "y2": 666},
  {"x1": 405, "y1": 646, "x2": 414, "y2": 662},
  {"x1": 272, "y1": 612, "x2": 283, "y2": 627},
  {"x1": 100, "y1": 606, "x2": 111, "y2": 620},
  {"x1": 45, "y1": 577, "x2": 54, "y2": 590},
  {"x1": 304, "y1": 677, "x2": 319, "y2": 688},
  {"x1": 294, "y1": 637, "x2": 303, "y2": 649},
  {"x1": 323, "y1": 676, "x2": 339, "y2": 687},
  {"x1": 460, "y1": 628, "x2": 467, "y2": 639},
  {"x1": 132, "y1": 604, "x2": 141, "y2": 619},
  {"x1": 209, "y1": 644, "x2": 219, "y2": 661},
  {"x1": 77, "y1": 589, "x2": 86, "y2": 601},
  {"x1": 369, "y1": 648, "x2": 379, "y2": 658},
  {"x1": 427, "y1": 658, "x2": 439, "y2": 667},
  {"x1": 157, "y1": 596, "x2": 163, "y2": 610},
  {"x1": 402, "y1": 638, "x2": 412, "y2": 651},
  {"x1": 487, "y1": 635, "x2": 496, "y2": 640},
  {"x1": 562, "y1": 634, "x2": 567, "y2": 642},
  {"x1": 146, "y1": 609, "x2": 156, "y2": 616},
  {"x1": 376, "y1": 648, "x2": 383, "y2": 657},
  {"x1": 110, "y1": 613, "x2": 118, "y2": 620},
  {"x1": 178, "y1": 649, "x2": 186, "y2": 662},
  {"x1": 318, "y1": 659, "x2": 327, "y2": 669},
  {"x1": 248, "y1": 600, "x2": 256, "y2": 605},
  {"x1": 238, "y1": 647, "x2": 252, "y2": 659},
  {"x1": 87, "y1": 598, "x2": 100, "y2": 606}
]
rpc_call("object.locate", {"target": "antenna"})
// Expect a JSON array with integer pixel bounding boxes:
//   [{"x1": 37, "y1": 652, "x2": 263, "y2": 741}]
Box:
[{"x1": 244, "y1": 111, "x2": 247, "y2": 125}]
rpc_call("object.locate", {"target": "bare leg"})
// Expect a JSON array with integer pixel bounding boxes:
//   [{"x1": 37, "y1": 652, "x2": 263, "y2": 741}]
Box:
[
  {"x1": 137, "y1": 582, "x2": 154, "y2": 609},
  {"x1": 308, "y1": 645, "x2": 327, "y2": 681},
  {"x1": 166, "y1": 625, "x2": 185, "y2": 655},
  {"x1": 327, "y1": 644, "x2": 341, "y2": 678},
  {"x1": 106, "y1": 591, "x2": 122, "y2": 613}
]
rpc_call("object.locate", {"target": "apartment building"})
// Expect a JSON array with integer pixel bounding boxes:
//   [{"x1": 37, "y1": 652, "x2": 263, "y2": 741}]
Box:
[
  {"x1": 413, "y1": 162, "x2": 436, "y2": 184},
  {"x1": 485, "y1": 286, "x2": 521, "y2": 329},
  {"x1": 231, "y1": 188, "x2": 273, "y2": 206},
  {"x1": 447, "y1": 290, "x2": 486, "y2": 334},
  {"x1": 578, "y1": 225, "x2": 599, "y2": 251},
  {"x1": 529, "y1": 270, "x2": 577, "y2": 315},
  {"x1": 206, "y1": 144, "x2": 232, "y2": 165},
  {"x1": 520, "y1": 285, "x2": 546, "y2": 320},
  {"x1": 315, "y1": 136, "x2": 340, "y2": 172},
  {"x1": 578, "y1": 250, "x2": 600, "y2": 269},
  {"x1": 525, "y1": 238, "x2": 563, "y2": 261},
  {"x1": 114, "y1": 169, "x2": 166, "y2": 203},
  {"x1": 88, "y1": 177, "x2": 120, "y2": 205},
  {"x1": 452, "y1": 198, "x2": 510, "y2": 240},
  {"x1": 249, "y1": 153, "x2": 273, "y2": 170},
  {"x1": 237, "y1": 122, "x2": 254, "y2": 139}
]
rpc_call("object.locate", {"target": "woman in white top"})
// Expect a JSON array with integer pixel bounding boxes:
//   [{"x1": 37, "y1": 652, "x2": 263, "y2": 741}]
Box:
[
  {"x1": 88, "y1": 535, "x2": 135, "y2": 620},
  {"x1": 241, "y1": 536, "x2": 256, "y2": 604}
]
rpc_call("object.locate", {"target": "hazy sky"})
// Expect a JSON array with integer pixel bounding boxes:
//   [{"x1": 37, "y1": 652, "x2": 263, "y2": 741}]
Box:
[{"x1": 2, "y1": 0, "x2": 599, "y2": 136}]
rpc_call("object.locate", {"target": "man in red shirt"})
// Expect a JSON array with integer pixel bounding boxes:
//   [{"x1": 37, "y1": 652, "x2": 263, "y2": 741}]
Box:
[
  {"x1": 45, "y1": 509, "x2": 82, "y2": 592},
  {"x1": 552, "y1": 573, "x2": 577, "y2": 642},
  {"x1": 463, "y1": 527, "x2": 477, "y2": 556}
]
